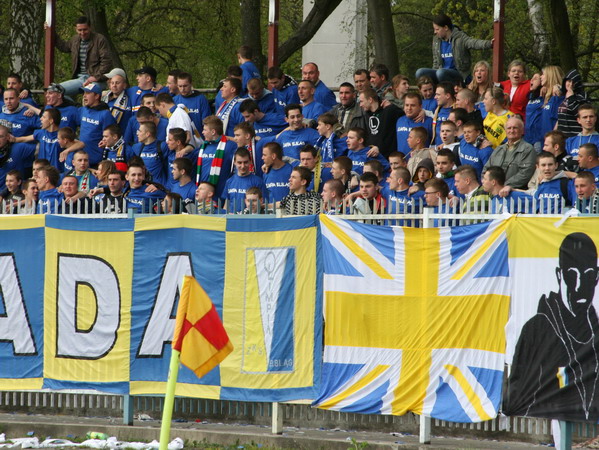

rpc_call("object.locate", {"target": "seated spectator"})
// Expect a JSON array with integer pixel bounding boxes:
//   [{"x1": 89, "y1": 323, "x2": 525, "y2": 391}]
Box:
[
  {"x1": 435, "y1": 148, "x2": 458, "y2": 196},
  {"x1": 222, "y1": 147, "x2": 267, "y2": 213},
  {"x1": 353, "y1": 171, "x2": 386, "y2": 218},
  {"x1": 483, "y1": 117, "x2": 536, "y2": 190},
  {"x1": 321, "y1": 178, "x2": 346, "y2": 214},
  {"x1": 279, "y1": 166, "x2": 321, "y2": 215},
  {"x1": 565, "y1": 104, "x2": 599, "y2": 158},
  {"x1": 35, "y1": 165, "x2": 62, "y2": 214},
  {"x1": 423, "y1": 177, "x2": 454, "y2": 226},
  {"x1": 385, "y1": 167, "x2": 425, "y2": 215},
  {"x1": 500, "y1": 60, "x2": 531, "y2": 120},
  {"x1": 331, "y1": 155, "x2": 354, "y2": 194},
  {"x1": 124, "y1": 163, "x2": 166, "y2": 213},
  {"x1": 483, "y1": 87, "x2": 513, "y2": 148},
  {"x1": 170, "y1": 157, "x2": 196, "y2": 208},
  {"x1": 454, "y1": 164, "x2": 490, "y2": 213},
  {"x1": 53, "y1": 16, "x2": 114, "y2": 97},
  {"x1": 388, "y1": 151, "x2": 407, "y2": 170},
  {"x1": 415, "y1": 14, "x2": 491, "y2": 84},
  {"x1": 18, "y1": 177, "x2": 38, "y2": 214},
  {"x1": 162, "y1": 192, "x2": 184, "y2": 214},
  {"x1": 193, "y1": 181, "x2": 220, "y2": 214},
  {"x1": 482, "y1": 165, "x2": 533, "y2": 213},
  {"x1": 261, "y1": 141, "x2": 292, "y2": 203},
  {"x1": 411, "y1": 158, "x2": 434, "y2": 194},
  {"x1": 458, "y1": 121, "x2": 493, "y2": 179},
  {"x1": 527, "y1": 151, "x2": 572, "y2": 213},
  {"x1": 95, "y1": 160, "x2": 117, "y2": 187},
  {"x1": 61, "y1": 174, "x2": 94, "y2": 214},
  {"x1": 577, "y1": 143, "x2": 599, "y2": 186},
  {"x1": 1, "y1": 170, "x2": 24, "y2": 212}
]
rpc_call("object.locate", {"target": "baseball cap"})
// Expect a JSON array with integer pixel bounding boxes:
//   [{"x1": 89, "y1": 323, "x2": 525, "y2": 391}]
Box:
[
  {"x1": 134, "y1": 66, "x2": 157, "y2": 79},
  {"x1": 104, "y1": 68, "x2": 127, "y2": 80},
  {"x1": 79, "y1": 83, "x2": 102, "y2": 95},
  {"x1": 43, "y1": 83, "x2": 65, "y2": 95}
]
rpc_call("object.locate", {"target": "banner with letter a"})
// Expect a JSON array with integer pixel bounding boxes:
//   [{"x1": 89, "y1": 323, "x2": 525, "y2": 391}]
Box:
[
  {"x1": 314, "y1": 216, "x2": 511, "y2": 422},
  {"x1": 503, "y1": 217, "x2": 599, "y2": 421}
]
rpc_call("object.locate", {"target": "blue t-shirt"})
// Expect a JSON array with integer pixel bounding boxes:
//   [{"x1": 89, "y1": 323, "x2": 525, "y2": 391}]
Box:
[
  {"x1": 0, "y1": 109, "x2": 41, "y2": 137},
  {"x1": 539, "y1": 96, "x2": 563, "y2": 142},
  {"x1": 301, "y1": 101, "x2": 328, "y2": 122},
  {"x1": 123, "y1": 116, "x2": 168, "y2": 145},
  {"x1": 316, "y1": 133, "x2": 347, "y2": 182},
  {"x1": 263, "y1": 163, "x2": 292, "y2": 202},
  {"x1": 272, "y1": 84, "x2": 300, "y2": 109},
  {"x1": 490, "y1": 191, "x2": 534, "y2": 213},
  {"x1": 240, "y1": 61, "x2": 261, "y2": 93},
  {"x1": 348, "y1": 147, "x2": 390, "y2": 175},
  {"x1": 195, "y1": 138, "x2": 237, "y2": 198},
  {"x1": 37, "y1": 188, "x2": 63, "y2": 214},
  {"x1": 566, "y1": 134, "x2": 599, "y2": 158},
  {"x1": 433, "y1": 107, "x2": 452, "y2": 146},
  {"x1": 127, "y1": 85, "x2": 169, "y2": 111},
  {"x1": 524, "y1": 95, "x2": 544, "y2": 147},
  {"x1": 222, "y1": 173, "x2": 267, "y2": 213},
  {"x1": 173, "y1": 92, "x2": 211, "y2": 134},
  {"x1": 125, "y1": 185, "x2": 166, "y2": 213},
  {"x1": 33, "y1": 129, "x2": 63, "y2": 172},
  {"x1": 314, "y1": 80, "x2": 337, "y2": 110},
  {"x1": 131, "y1": 140, "x2": 168, "y2": 187},
  {"x1": 396, "y1": 116, "x2": 433, "y2": 155},
  {"x1": 422, "y1": 98, "x2": 437, "y2": 114},
  {"x1": 457, "y1": 139, "x2": 493, "y2": 179},
  {"x1": 276, "y1": 128, "x2": 320, "y2": 161},
  {"x1": 46, "y1": 104, "x2": 79, "y2": 131},
  {"x1": 440, "y1": 40, "x2": 455, "y2": 70},
  {"x1": 535, "y1": 177, "x2": 570, "y2": 213},
  {"x1": 171, "y1": 179, "x2": 197, "y2": 204},
  {"x1": 253, "y1": 112, "x2": 287, "y2": 139},
  {"x1": 0, "y1": 143, "x2": 35, "y2": 189},
  {"x1": 78, "y1": 105, "x2": 116, "y2": 165}
]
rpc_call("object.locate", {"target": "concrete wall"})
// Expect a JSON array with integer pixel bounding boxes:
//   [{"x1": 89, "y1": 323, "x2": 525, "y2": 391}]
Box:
[{"x1": 301, "y1": 0, "x2": 368, "y2": 88}]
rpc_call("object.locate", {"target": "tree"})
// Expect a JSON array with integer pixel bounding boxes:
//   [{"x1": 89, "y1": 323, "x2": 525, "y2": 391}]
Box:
[
  {"x1": 526, "y1": 0, "x2": 550, "y2": 66},
  {"x1": 549, "y1": 0, "x2": 578, "y2": 72},
  {"x1": 367, "y1": 0, "x2": 399, "y2": 76},
  {"x1": 240, "y1": 0, "x2": 266, "y2": 71},
  {"x1": 9, "y1": 0, "x2": 43, "y2": 87}
]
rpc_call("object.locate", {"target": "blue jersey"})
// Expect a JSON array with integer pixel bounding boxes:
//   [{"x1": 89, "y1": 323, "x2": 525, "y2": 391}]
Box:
[
  {"x1": 490, "y1": 191, "x2": 533, "y2": 213},
  {"x1": 33, "y1": 129, "x2": 63, "y2": 172},
  {"x1": 524, "y1": 95, "x2": 544, "y2": 147},
  {"x1": 78, "y1": 104, "x2": 116, "y2": 165},
  {"x1": 222, "y1": 173, "x2": 267, "y2": 213},
  {"x1": 535, "y1": 177, "x2": 570, "y2": 213},
  {"x1": 216, "y1": 99, "x2": 244, "y2": 137},
  {"x1": 314, "y1": 80, "x2": 337, "y2": 110},
  {"x1": 301, "y1": 101, "x2": 328, "y2": 121},
  {"x1": 316, "y1": 133, "x2": 347, "y2": 182},
  {"x1": 276, "y1": 128, "x2": 320, "y2": 161},
  {"x1": 46, "y1": 103, "x2": 79, "y2": 131},
  {"x1": 125, "y1": 185, "x2": 166, "y2": 213},
  {"x1": 173, "y1": 91, "x2": 211, "y2": 133},
  {"x1": 253, "y1": 112, "x2": 286, "y2": 139},
  {"x1": 272, "y1": 84, "x2": 300, "y2": 109},
  {"x1": 264, "y1": 163, "x2": 292, "y2": 202},
  {"x1": 539, "y1": 96, "x2": 563, "y2": 142},
  {"x1": 171, "y1": 179, "x2": 197, "y2": 204},
  {"x1": 433, "y1": 107, "x2": 452, "y2": 145},
  {"x1": 0, "y1": 109, "x2": 40, "y2": 137},
  {"x1": 196, "y1": 138, "x2": 237, "y2": 198},
  {"x1": 458, "y1": 139, "x2": 493, "y2": 179},
  {"x1": 132, "y1": 140, "x2": 168, "y2": 186},
  {"x1": 396, "y1": 115, "x2": 433, "y2": 155},
  {"x1": 440, "y1": 175, "x2": 457, "y2": 197},
  {"x1": 37, "y1": 188, "x2": 63, "y2": 214},
  {"x1": 566, "y1": 133, "x2": 599, "y2": 158},
  {"x1": 422, "y1": 98, "x2": 437, "y2": 114},
  {"x1": 249, "y1": 91, "x2": 283, "y2": 116},
  {"x1": 123, "y1": 116, "x2": 168, "y2": 145},
  {"x1": 348, "y1": 147, "x2": 390, "y2": 175},
  {"x1": 240, "y1": 61, "x2": 261, "y2": 93},
  {"x1": 0, "y1": 143, "x2": 34, "y2": 190},
  {"x1": 440, "y1": 40, "x2": 456, "y2": 69}
]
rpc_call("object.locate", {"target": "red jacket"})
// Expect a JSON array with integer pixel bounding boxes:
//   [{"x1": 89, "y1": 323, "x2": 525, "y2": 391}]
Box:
[{"x1": 500, "y1": 79, "x2": 531, "y2": 122}]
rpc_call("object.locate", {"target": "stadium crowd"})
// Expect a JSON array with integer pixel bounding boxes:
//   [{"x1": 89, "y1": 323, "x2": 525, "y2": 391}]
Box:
[{"x1": 0, "y1": 14, "x2": 597, "y2": 219}]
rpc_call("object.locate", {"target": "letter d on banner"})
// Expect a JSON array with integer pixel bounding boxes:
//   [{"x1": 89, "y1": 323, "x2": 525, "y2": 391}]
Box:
[{"x1": 56, "y1": 255, "x2": 120, "y2": 359}]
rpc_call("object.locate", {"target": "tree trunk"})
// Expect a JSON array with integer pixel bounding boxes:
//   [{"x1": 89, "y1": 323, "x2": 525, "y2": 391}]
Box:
[
  {"x1": 240, "y1": 0, "x2": 266, "y2": 72},
  {"x1": 366, "y1": 0, "x2": 399, "y2": 77},
  {"x1": 549, "y1": 0, "x2": 578, "y2": 72},
  {"x1": 277, "y1": 0, "x2": 343, "y2": 64},
  {"x1": 84, "y1": 4, "x2": 123, "y2": 69},
  {"x1": 526, "y1": 0, "x2": 550, "y2": 66},
  {"x1": 9, "y1": 0, "x2": 43, "y2": 88}
]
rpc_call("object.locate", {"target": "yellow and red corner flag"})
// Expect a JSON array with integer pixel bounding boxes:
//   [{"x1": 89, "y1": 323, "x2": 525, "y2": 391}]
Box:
[{"x1": 172, "y1": 276, "x2": 233, "y2": 378}]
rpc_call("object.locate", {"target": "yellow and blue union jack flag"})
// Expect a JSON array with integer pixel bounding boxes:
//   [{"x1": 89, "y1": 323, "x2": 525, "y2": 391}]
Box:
[{"x1": 313, "y1": 216, "x2": 512, "y2": 422}]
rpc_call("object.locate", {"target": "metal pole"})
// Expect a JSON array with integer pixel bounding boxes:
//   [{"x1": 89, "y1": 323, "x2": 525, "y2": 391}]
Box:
[
  {"x1": 267, "y1": 0, "x2": 280, "y2": 68},
  {"x1": 492, "y1": 0, "x2": 505, "y2": 83},
  {"x1": 559, "y1": 421, "x2": 572, "y2": 450},
  {"x1": 44, "y1": 0, "x2": 56, "y2": 87}
]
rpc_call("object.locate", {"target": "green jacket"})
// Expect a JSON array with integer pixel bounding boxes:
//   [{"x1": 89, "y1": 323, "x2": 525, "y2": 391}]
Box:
[{"x1": 432, "y1": 28, "x2": 492, "y2": 80}]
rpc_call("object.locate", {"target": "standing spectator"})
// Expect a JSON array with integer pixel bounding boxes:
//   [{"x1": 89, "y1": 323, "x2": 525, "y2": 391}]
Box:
[
  {"x1": 358, "y1": 88, "x2": 404, "y2": 157},
  {"x1": 173, "y1": 72, "x2": 211, "y2": 133},
  {"x1": 170, "y1": 157, "x2": 197, "y2": 207},
  {"x1": 415, "y1": 14, "x2": 492, "y2": 84},
  {"x1": 301, "y1": 63, "x2": 337, "y2": 110},
  {"x1": 482, "y1": 87, "x2": 512, "y2": 148},
  {"x1": 127, "y1": 66, "x2": 168, "y2": 111},
  {"x1": 297, "y1": 80, "x2": 328, "y2": 123},
  {"x1": 267, "y1": 66, "x2": 300, "y2": 110},
  {"x1": 102, "y1": 68, "x2": 132, "y2": 132},
  {"x1": 396, "y1": 93, "x2": 433, "y2": 155},
  {"x1": 237, "y1": 46, "x2": 261, "y2": 94},
  {"x1": 0, "y1": 89, "x2": 41, "y2": 137},
  {"x1": 467, "y1": 61, "x2": 493, "y2": 105},
  {"x1": 500, "y1": 60, "x2": 531, "y2": 120},
  {"x1": 42, "y1": 83, "x2": 79, "y2": 130},
  {"x1": 77, "y1": 83, "x2": 116, "y2": 166},
  {"x1": 35, "y1": 165, "x2": 62, "y2": 214},
  {"x1": 155, "y1": 93, "x2": 201, "y2": 148},
  {"x1": 316, "y1": 112, "x2": 347, "y2": 182},
  {"x1": 275, "y1": 104, "x2": 320, "y2": 162},
  {"x1": 369, "y1": 64, "x2": 395, "y2": 105},
  {"x1": 215, "y1": 77, "x2": 245, "y2": 137},
  {"x1": 431, "y1": 82, "x2": 455, "y2": 145},
  {"x1": 222, "y1": 148, "x2": 266, "y2": 213},
  {"x1": 353, "y1": 69, "x2": 371, "y2": 93},
  {"x1": 261, "y1": 141, "x2": 292, "y2": 203},
  {"x1": 557, "y1": 69, "x2": 588, "y2": 137},
  {"x1": 51, "y1": 16, "x2": 114, "y2": 98},
  {"x1": 279, "y1": 166, "x2": 321, "y2": 215},
  {"x1": 565, "y1": 104, "x2": 599, "y2": 158},
  {"x1": 329, "y1": 82, "x2": 362, "y2": 133},
  {"x1": 539, "y1": 66, "x2": 565, "y2": 140},
  {"x1": 524, "y1": 72, "x2": 544, "y2": 150},
  {"x1": 132, "y1": 122, "x2": 168, "y2": 186}
]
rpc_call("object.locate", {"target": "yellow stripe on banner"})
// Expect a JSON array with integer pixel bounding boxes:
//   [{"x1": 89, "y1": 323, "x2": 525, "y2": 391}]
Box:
[
  {"x1": 443, "y1": 364, "x2": 492, "y2": 421},
  {"x1": 0, "y1": 378, "x2": 43, "y2": 390},
  {"x1": 318, "y1": 365, "x2": 390, "y2": 409},
  {"x1": 130, "y1": 381, "x2": 221, "y2": 399},
  {"x1": 451, "y1": 218, "x2": 512, "y2": 281},
  {"x1": 320, "y1": 215, "x2": 393, "y2": 280},
  {"x1": 0, "y1": 215, "x2": 45, "y2": 230},
  {"x1": 134, "y1": 215, "x2": 226, "y2": 232}
]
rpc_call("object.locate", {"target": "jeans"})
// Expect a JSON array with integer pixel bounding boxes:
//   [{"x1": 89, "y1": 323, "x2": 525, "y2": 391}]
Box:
[
  {"x1": 59, "y1": 76, "x2": 107, "y2": 100},
  {"x1": 415, "y1": 68, "x2": 464, "y2": 85}
]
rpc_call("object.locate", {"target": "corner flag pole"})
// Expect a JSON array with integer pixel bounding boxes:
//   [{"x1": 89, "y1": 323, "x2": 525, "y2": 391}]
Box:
[
  {"x1": 159, "y1": 348, "x2": 181, "y2": 450},
  {"x1": 44, "y1": 0, "x2": 56, "y2": 86}
]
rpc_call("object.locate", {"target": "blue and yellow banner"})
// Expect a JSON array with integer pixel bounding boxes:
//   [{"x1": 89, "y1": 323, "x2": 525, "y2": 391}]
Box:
[{"x1": 0, "y1": 215, "x2": 322, "y2": 402}]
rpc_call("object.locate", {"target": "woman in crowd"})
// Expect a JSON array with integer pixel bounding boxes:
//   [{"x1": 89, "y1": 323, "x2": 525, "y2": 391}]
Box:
[
  {"x1": 539, "y1": 65, "x2": 565, "y2": 137},
  {"x1": 524, "y1": 72, "x2": 543, "y2": 150},
  {"x1": 94, "y1": 160, "x2": 117, "y2": 188},
  {"x1": 483, "y1": 86, "x2": 513, "y2": 148},
  {"x1": 500, "y1": 60, "x2": 530, "y2": 120},
  {"x1": 468, "y1": 60, "x2": 493, "y2": 104}
]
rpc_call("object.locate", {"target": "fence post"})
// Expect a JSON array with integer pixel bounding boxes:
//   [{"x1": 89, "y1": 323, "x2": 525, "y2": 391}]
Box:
[
  {"x1": 123, "y1": 395, "x2": 134, "y2": 425},
  {"x1": 559, "y1": 420, "x2": 572, "y2": 450},
  {"x1": 271, "y1": 402, "x2": 284, "y2": 434},
  {"x1": 419, "y1": 414, "x2": 431, "y2": 444}
]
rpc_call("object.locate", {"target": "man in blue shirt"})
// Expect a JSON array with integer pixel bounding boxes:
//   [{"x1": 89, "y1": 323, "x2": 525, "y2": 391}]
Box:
[
  {"x1": 102, "y1": 68, "x2": 132, "y2": 134},
  {"x1": 261, "y1": 141, "x2": 292, "y2": 203},
  {"x1": 170, "y1": 157, "x2": 197, "y2": 207},
  {"x1": 301, "y1": 62, "x2": 337, "y2": 110},
  {"x1": 267, "y1": 66, "x2": 300, "y2": 110},
  {"x1": 275, "y1": 104, "x2": 320, "y2": 162},
  {"x1": 173, "y1": 72, "x2": 211, "y2": 133},
  {"x1": 458, "y1": 121, "x2": 493, "y2": 179},
  {"x1": 35, "y1": 165, "x2": 63, "y2": 214},
  {"x1": 197, "y1": 116, "x2": 237, "y2": 198},
  {"x1": 578, "y1": 143, "x2": 599, "y2": 186},
  {"x1": 297, "y1": 80, "x2": 328, "y2": 123},
  {"x1": 77, "y1": 82, "x2": 116, "y2": 165},
  {"x1": 482, "y1": 165, "x2": 533, "y2": 213},
  {"x1": 127, "y1": 66, "x2": 169, "y2": 111},
  {"x1": 346, "y1": 127, "x2": 390, "y2": 175},
  {"x1": 124, "y1": 163, "x2": 166, "y2": 213},
  {"x1": 396, "y1": 93, "x2": 433, "y2": 154},
  {"x1": 246, "y1": 78, "x2": 282, "y2": 116},
  {"x1": 237, "y1": 46, "x2": 261, "y2": 94},
  {"x1": 239, "y1": 99, "x2": 286, "y2": 139},
  {"x1": 222, "y1": 147, "x2": 267, "y2": 213},
  {"x1": 0, "y1": 89, "x2": 41, "y2": 138},
  {"x1": 132, "y1": 121, "x2": 168, "y2": 186}
]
